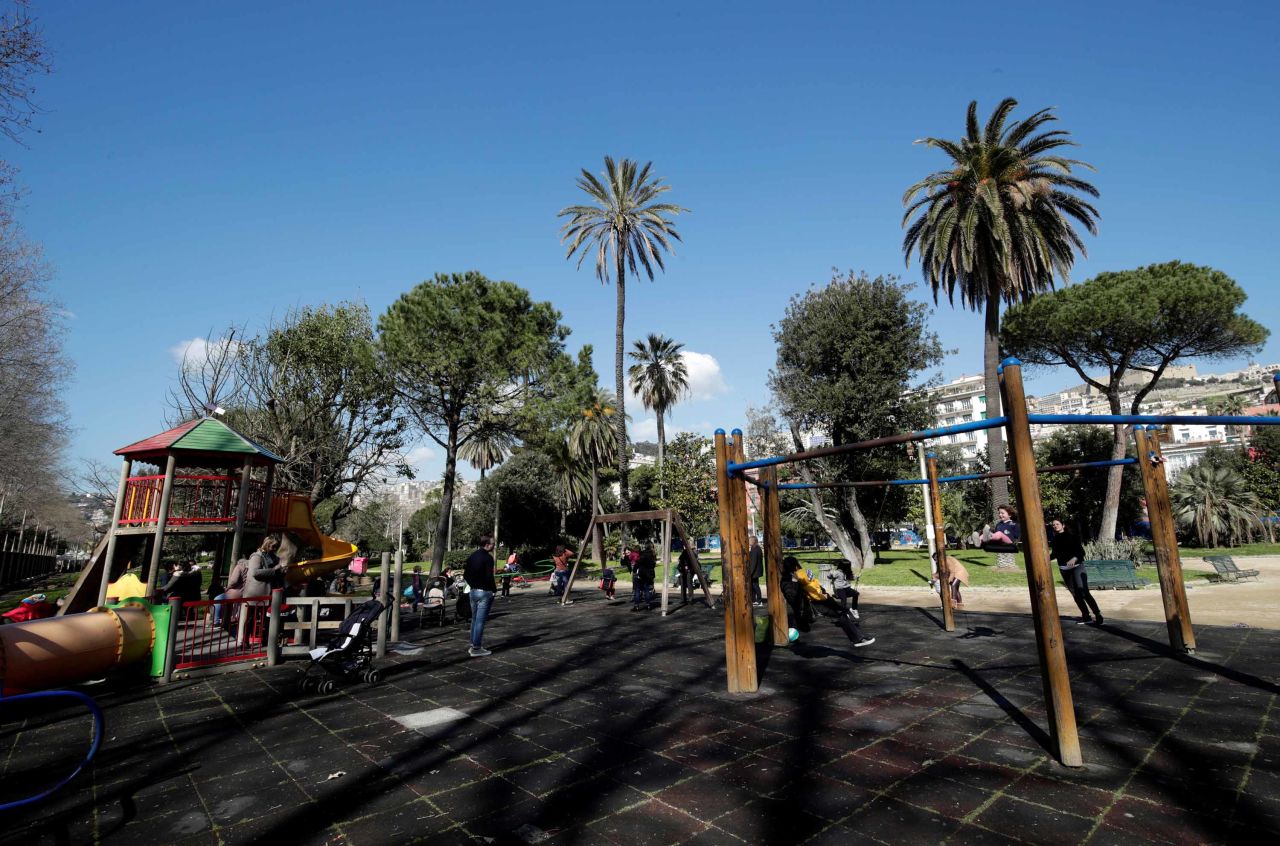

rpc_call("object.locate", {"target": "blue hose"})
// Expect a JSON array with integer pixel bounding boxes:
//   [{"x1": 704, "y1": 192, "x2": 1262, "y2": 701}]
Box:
[{"x1": 0, "y1": 690, "x2": 104, "y2": 811}]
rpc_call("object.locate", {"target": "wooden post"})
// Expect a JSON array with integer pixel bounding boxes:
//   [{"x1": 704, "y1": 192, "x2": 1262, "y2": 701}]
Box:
[
  {"x1": 760, "y1": 467, "x2": 789, "y2": 645},
  {"x1": 376, "y1": 551, "x2": 389, "y2": 658},
  {"x1": 1000, "y1": 358, "x2": 1083, "y2": 768},
  {"x1": 145, "y1": 455, "x2": 179, "y2": 595},
  {"x1": 713, "y1": 431, "x2": 743, "y2": 690},
  {"x1": 391, "y1": 547, "x2": 404, "y2": 641},
  {"x1": 560, "y1": 517, "x2": 595, "y2": 605},
  {"x1": 660, "y1": 512, "x2": 672, "y2": 616},
  {"x1": 926, "y1": 453, "x2": 956, "y2": 632},
  {"x1": 163, "y1": 597, "x2": 183, "y2": 683},
  {"x1": 1134, "y1": 426, "x2": 1196, "y2": 652},
  {"x1": 727, "y1": 431, "x2": 759, "y2": 692},
  {"x1": 267, "y1": 588, "x2": 284, "y2": 666},
  {"x1": 228, "y1": 457, "x2": 255, "y2": 571},
  {"x1": 97, "y1": 458, "x2": 133, "y2": 606}
]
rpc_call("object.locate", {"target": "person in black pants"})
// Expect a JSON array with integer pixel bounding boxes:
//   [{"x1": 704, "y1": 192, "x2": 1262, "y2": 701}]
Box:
[
  {"x1": 748, "y1": 537, "x2": 764, "y2": 606},
  {"x1": 1050, "y1": 518, "x2": 1103, "y2": 625},
  {"x1": 677, "y1": 549, "x2": 695, "y2": 604}
]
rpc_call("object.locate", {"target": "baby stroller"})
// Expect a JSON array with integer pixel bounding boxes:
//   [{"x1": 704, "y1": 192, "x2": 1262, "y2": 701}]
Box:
[{"x1": 299, "y1": 596, "x2": 389, "y2": 694}]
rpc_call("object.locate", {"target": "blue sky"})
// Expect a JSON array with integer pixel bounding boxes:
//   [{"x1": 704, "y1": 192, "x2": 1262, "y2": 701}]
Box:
[{"x1": 17, "y1": 0, "x2": 1280, "y2": 482}]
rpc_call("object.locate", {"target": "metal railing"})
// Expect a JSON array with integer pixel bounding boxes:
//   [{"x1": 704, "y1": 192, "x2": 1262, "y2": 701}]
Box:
[
  {"x1": 119, "y1": 475, "x2": 271, "y2": 526},
  {"x1": 168, "y1": 596, "x2": 272, "y2": 673}
]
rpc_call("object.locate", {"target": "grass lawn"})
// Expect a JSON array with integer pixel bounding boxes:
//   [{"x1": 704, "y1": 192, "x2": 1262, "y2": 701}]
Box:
[{"x1": 1174, "y1": 542, "x2": 1280, "y2": 558}]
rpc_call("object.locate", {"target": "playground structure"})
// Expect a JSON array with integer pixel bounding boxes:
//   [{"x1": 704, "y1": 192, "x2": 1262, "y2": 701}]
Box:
[
  {"x1": 714, "y1": 362, "x2": 1280, "y2": 768},
  {"x1": 559, "y1": 508, "x2": 715, "y2": 613},
  {"x1": 0, "y1": 418, "x2": 356, "y2": 696}
]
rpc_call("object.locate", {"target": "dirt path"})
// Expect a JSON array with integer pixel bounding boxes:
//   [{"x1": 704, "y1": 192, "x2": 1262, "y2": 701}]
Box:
[{"x1": 861, "y1": 555, "x2": 1280, "y2": 630}]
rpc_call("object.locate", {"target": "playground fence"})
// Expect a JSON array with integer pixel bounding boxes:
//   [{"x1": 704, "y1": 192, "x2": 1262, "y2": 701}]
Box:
[
  {"x1": 170, "y1": 597, "x2": 272, "y2": 673},
  {"x1": 0, "y1": 550, "x2": 58, "y2": 591},
  {"x1": 273, "y1": 596, "x2": 359, "y2": 659}
]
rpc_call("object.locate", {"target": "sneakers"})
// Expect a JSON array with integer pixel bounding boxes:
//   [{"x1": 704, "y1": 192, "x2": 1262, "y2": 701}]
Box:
[
  {"x1": 851, "y1": 609, "x2": 861, "y2": 621},
  {"x1": 1090, "y1": 617, "x2": 1104, "y2": 626},
  {"x1": 853, "y1": 637, "x2": 876, "y2": 648},
  {"x1": 468, "y1": 646, "x2": 491, "y2": 657}
]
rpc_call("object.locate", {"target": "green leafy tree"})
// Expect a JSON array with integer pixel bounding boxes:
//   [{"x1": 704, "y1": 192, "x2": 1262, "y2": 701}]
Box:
[
  {"x1": 173, "y1": 303, "x2": 409, "y2": 531},
  {"x1": 378, "y1": 272, "x2": 569, "y2": 574},
  {"x1": 1170, "y1": 463, "x2": 1263, "y2": 548},
  {"x1": 903, "y1": 98, "x2": 1100, "y2": 515},
  {"x1": 545, "y1": 434, "x2": 591, "y2": 536},
  {"x1": 570, "y1": 388, "x2": 622, "y2": 562},
  {"x1": 657, "y1": 432, "x2": 718, "y2": 541},
  {"x1": 1002, "y1": 262, "x2": 1268, "y2": 541},
  {"x1": 1031, "y1": 426, "x2": 1142, "y2": 539},
  {"x1": 406, "y1": 489, "x2": 443, "y2": 559},
  {"x1": 559, "y1": 157, "x2": 687, "y2": 519},
  {"x1": 628, "y1": 333, "x2": 689, "y2": 485},
  {"x1": 456, "y1": 450, "x2": 567, "y2": 554},
  {"x1": 769, "y1": 271, "x2": 944, "y2": 570}
]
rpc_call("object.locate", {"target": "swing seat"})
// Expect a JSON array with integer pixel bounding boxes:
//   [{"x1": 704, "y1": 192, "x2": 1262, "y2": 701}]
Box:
[{"x1": 980, "y1": 541, "x2": 1019, "y2": 553}]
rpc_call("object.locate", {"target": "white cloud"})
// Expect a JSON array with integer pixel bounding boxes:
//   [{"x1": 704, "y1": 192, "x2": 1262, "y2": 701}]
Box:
[
  {"x1": 404, "y1": 445, "x2": 436, "y2": 476},
  {"x1": 682, "y1": 351, "x2": 728, "y2": 401},
  {"x1": 632, "y1": 416, "x2": 658, "y2": 441},
  {"x1": 170, "y1": 336, "x2": 240, "y2": 373}
]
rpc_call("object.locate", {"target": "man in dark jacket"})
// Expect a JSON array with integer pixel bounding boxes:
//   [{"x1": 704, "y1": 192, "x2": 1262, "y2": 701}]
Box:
[
  {"x1": 463, "y1": 535, "x2": 497, "y2": 657},
  {"x1": 748, "y1": 537, "x2": 764, "y2": 606}
]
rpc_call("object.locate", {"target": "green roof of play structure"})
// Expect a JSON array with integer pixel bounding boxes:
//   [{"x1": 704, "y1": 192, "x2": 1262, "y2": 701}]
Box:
[{"x1": 114, "y1": 418, "x2": 283, "y2": 465}]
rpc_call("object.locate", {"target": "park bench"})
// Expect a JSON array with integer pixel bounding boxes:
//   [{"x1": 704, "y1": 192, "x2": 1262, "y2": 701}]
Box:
[
  {"x1": 1083, "y1": 559, "x2": 1150, "y2": 590},
  {"x1": 1204, "y1": 555, "x2": 1260, "y2": 583}
]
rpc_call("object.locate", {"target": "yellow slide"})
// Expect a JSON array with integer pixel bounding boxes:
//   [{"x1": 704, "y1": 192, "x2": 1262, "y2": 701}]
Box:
[{"x1": 269, "y1": 493, "x2": 358, "y2": 585}]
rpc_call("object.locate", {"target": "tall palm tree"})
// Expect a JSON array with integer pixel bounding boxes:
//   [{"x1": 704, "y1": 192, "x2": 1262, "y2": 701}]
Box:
[
  {"x1": 628, "y1": 333, "x2": 689, "y2": 487},
  {"x1": 559, "y1": 157, "x2": 687, "y2": 517},
  {"x1": 1170, "y1": 463, "x2": 1263, "y2": 548},
  {"x1": 902, "y1": 98, "x2": 1099, "y2": 516},
  {"x1": 546, "y1": 434, "x2": 591, "y2": 536},
  {"x1": 570, "y1": 389, "x2": 622, "y2": 562}
]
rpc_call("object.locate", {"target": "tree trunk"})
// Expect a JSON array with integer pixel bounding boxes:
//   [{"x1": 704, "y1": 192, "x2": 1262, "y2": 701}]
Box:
[
  {"x1": 1097, "y1": 391, "x2": 1127, "y2": 542},
  {"x1": 615, "y1": 253, "x2": 630, "y2": 521},
  {"x1": 430, "y1": 420, "x2": 459, "y2": 576},
  {"x1": 788, "y1": 425, "x2": 866, "y2": 569},
  {"x1": 984, "y1": 296, "x2": 1009, "y2": 513},
  {"x1": 841, "y1": 487, "x2": 875, "y2": 571},
  {"x1": 591, "y1": 464, "x2": 604, "y2": 564},
  {"x1": 656, "y1": 411, "x2": 666, "y2": 501}
]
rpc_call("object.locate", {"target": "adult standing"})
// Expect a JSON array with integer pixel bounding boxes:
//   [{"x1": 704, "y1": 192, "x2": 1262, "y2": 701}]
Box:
[
  {"x1": 550, "y1": 545, "x2": 575, "y2": 597},
  {"x1": 677, "y1": 548, "x2": 695, "y2": 605},
  {"x1": 464, "y1": 535, "x2": 497, "y2": 657},
  {"x1": 631, "y1": 546, "x2": 656, "y2": 611},
  {"x1": 1050, "y1": 519, "x2": 1103, "y2": 625},
  {"x1": 748, "y1": 537, "x2": 764, "y2": 606}
]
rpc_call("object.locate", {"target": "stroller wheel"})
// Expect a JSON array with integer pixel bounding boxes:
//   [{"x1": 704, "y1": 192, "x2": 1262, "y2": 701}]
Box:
[
  {"x1": 300, "y1": 677, "x2": 316, "y2": 693},
  {"x1": 363, "y1": 668, "x2": 382, "y2": 685},
  {"x1": 317, "y1": 679, "x2": 337, "y2": 695}
]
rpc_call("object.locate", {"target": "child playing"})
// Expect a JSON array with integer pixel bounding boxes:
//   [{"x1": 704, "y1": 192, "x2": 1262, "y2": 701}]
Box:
[
  {"x1": 600, "y1": 567, "x2": 617, "y2": 600},
  {"x1": 982, "y1": 504, "x2": 1021, "y2": 547},
  {"x1": 827, "y1": 559, "x2": 861, "y2": 620},
  {"x1": 786, "y1": 557, "x2": 874, "y2": 647}
]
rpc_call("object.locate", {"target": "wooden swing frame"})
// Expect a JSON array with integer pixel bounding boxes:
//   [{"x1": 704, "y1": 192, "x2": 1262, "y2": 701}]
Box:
[{"x1": 559, "y1": 509, "x2": 715, "y2": 614}]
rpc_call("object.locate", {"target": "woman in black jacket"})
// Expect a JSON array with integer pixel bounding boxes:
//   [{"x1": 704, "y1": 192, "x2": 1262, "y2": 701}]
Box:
[{"x1": 1050, "y1": 519, "x2": 1103, "y2": 625}]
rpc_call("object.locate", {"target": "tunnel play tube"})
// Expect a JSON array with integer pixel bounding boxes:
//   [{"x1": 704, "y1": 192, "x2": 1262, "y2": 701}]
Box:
[{"x1": 0, "y1": 602, "x2": 156, "y2": 695}]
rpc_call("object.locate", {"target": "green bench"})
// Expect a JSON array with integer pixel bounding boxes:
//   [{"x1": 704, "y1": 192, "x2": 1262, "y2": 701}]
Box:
[
  {"x1": 1083, "y1": 559, "x2": 1150, "y2": 590},
  {"x1": 1204, "y1": 555, "x2": 1260, "y2": 583}
]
